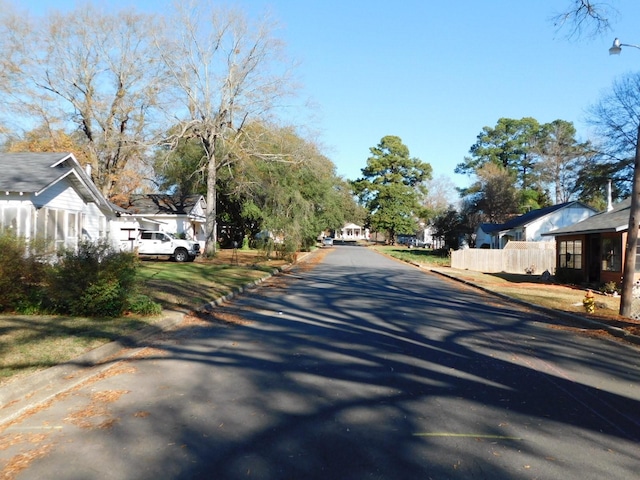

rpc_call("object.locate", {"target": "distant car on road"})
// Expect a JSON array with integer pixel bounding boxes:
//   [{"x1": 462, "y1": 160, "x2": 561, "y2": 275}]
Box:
[{"x1": 322, "y1": 237, "x2": 334, "y2": 246}]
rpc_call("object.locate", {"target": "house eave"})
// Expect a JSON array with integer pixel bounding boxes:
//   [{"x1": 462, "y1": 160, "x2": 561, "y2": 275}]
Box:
[{"x1": 542, "y1": 226, "x2": 627, "y2": 237}]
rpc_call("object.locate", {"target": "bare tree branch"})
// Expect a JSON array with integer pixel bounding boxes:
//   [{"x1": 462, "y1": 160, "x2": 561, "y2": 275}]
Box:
[{"x1": 552, "y1": 0, "x2": 618, "y2": 39}]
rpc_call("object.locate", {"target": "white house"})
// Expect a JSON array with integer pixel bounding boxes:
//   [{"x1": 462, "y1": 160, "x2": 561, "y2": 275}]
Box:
[
  {"x1": 0, "y1": 152, "x2": 117, "y2": 251},
  {"x1": 116, "y1": 194, "x2": 207, "y2": 250},
  {"x1": 335, "y1": 222, "x2": 369, "y2": 241},
  {"x1": 475, "y1": 201, "x2": 598, "y2": 249}
]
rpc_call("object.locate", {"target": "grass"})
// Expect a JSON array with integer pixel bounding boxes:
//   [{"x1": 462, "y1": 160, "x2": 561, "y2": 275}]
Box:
[
  {"x1": 136, "y1": 250, "x2": 286, "y2": 310},
  {"x1": 0, "y1": 315, "x2": 152, "y2": 383},
  {"x1": 0, "y1": 248, "x2": 289, "y2": 385},
  {"x1": 373, "y1": 245, "x2": 451, "y2": 267}
]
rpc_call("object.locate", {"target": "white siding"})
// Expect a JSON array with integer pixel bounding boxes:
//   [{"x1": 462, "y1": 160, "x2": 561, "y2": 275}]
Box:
[
  {"x1": 81, "y1": 202, "x2": 108, "y2": 242},
  {"x1": 2, "y1": 164, "x2": 116, "y2": 252},
  {"x1": 527, "y1": 205, "x2": 596, "y2": 242},
  {"x1": 191, "y1": 200, "x2": 205, "y2": 218},
  {"x1": 35, "y1": 180, "x2": 85, "y2": 212}
]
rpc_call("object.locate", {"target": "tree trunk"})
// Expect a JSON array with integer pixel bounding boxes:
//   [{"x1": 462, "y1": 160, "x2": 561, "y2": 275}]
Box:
[{"x1": 205, "y1": 151, "x2": 217, "y2": 257}]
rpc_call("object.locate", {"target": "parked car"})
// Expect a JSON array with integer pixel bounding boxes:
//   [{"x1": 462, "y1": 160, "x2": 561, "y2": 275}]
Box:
[
  {"x1": 137, "y1": 231, "x2": 200, "y2": 262},
  {"x1": 322, "y1": 237, "x2": 334, "y2": 246},
  {"x1": 410, "y1": 239, "x2": 430, "y2": 248}
]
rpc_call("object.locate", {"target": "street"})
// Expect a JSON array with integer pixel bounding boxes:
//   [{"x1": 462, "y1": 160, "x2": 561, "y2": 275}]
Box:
[{"x1": 1, "y1": 245, "x2": 639, "y2": 479}]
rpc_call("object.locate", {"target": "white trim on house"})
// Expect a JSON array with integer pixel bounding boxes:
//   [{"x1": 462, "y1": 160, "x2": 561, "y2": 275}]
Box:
[{"x1": 335, "y1": 223, "x2": 369, "y2": 241}]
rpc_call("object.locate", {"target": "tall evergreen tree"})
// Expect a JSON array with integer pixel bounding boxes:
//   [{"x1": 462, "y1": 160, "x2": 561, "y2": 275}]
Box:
[{"x1": 353, "y1": 136, "x2": 432, "y2": 244}]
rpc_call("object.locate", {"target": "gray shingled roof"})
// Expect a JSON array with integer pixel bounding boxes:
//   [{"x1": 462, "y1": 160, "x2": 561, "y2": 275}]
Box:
[
  {"x1": 0, "y1": 152, "x2": 76, "y2": 192},
  {"x1": 0, "y1": 152, "x2": 111, "y2": 211},
  {"x1": 122, "y1": 194, "x2": 204, "y2": 216},
  {"x1": 542, "y1": 198, "x2": 631, "y2": 236}
]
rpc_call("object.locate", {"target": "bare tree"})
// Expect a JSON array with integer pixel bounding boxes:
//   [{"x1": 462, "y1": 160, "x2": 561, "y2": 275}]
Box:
[
  {"x1": 552, "y1": 0, "x2": 617, "y2": 39},
  {"x1": 423, "y1": 175, "x2": 459, "y2": 215},
  {"x1": 532, "y1": 120, "x2": 591, "y2": 204},
  {"x1": 157, "y1": 1, "x2": 296, "y2": 256},
  {"x1": 0, "y1": 4, "x2": 167, "y2": 198}
]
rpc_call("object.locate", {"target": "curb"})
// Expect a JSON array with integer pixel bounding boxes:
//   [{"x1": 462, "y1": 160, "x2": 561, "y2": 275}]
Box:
[
  {"x1": 0, "y1": 251, "x2": 316, "y2": 426},
  {"x1": 428, "y1": 267, "x2": 640, "y2": 347}
]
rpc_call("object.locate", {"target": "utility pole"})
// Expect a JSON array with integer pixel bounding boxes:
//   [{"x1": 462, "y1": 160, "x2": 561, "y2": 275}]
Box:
[
  {"x1": 619, "y1": 125, "x2": 640, "y2": 316},
  {"x1": 609, "y1": 38, "x2": 640, "y2": 317}
]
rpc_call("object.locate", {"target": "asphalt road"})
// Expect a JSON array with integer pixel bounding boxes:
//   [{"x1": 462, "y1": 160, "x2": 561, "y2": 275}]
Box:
[{"x1": 1, "y1": 245, "x2": 639, "y2": 479}]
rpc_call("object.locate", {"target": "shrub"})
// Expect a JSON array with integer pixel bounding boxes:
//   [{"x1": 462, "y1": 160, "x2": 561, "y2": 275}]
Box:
[
  {"x1": 127, "y1": 293, "x2": 162, "y2": 316},
  {"x1": 275, "y1": 238, "x2": 298, "y2": 262},
  {"x1": 47, "y1": 239, "x2": 139, "y2": 317},
  {"x1": 600, "y1": 281, "x2": 619, "y2": 295},
  {"x1": 0, "y1": 231, "x2": 48, "y2": 312}
]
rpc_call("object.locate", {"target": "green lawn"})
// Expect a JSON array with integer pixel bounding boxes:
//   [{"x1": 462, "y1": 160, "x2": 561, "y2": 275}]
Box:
[
  {"x1": 136, "y1": 257, "x2": 280, "y2": 310},
  {"x1": 374, "y1": 245, "x2": 450, "y2": 267},
  {"x1": 0, "y1": 250, "x2": 285, "y2": 385}
]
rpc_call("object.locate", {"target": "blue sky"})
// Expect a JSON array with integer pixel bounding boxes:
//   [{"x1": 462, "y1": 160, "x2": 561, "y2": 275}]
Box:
[{"x1": 26, "y1": 1, "x2": 640, "y2": 190}]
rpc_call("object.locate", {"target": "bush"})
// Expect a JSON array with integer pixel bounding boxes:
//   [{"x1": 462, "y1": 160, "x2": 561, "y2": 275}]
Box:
[
  {"x1": 127, "y1": 293, "x2": 162, "y2": 316},
  {"x1": 46, "y1": 240, "x2": 140, "y2": 317},
  {"x1": 0, "y1": 231, "x2": 48, "y2": 312},
  {"x1": 275, "y1": 238, "x2": 298, "y2": 262},
  {"x1": 600, "y1": 281, "x2": 619, "y2": 295}
]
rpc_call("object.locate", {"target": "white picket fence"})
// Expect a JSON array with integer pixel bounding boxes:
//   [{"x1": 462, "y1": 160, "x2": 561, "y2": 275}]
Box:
[{"x1": 451, "y1": 242, "x2": 556, "y2": 274}]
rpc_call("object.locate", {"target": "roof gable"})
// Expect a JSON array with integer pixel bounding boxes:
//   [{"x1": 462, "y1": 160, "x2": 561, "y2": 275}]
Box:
[
  {"x1": 0, "y1": 152, "x2": 110, "y2": 209},
  {"x1": 0, "y1": 152, "x2": 76, "y2": 193}
]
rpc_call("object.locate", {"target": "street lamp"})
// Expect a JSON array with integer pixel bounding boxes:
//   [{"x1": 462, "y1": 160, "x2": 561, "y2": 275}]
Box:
[
  {"x1": 609, "y1": 38, "x2": 640, "y2": 55},
  {"x1": 609, "y1": 37, "x2": 640, "y2": 316}
]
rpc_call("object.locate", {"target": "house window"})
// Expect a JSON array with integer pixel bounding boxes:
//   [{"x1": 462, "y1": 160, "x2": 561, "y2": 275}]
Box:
[
  {"x1": 0, "y1": 206, "x2": 18, "y2": 233},
  {"x1": 559, "y1": 240, "x2": 582, "y2": 269},
  {"x1": 601, "y1": 237, "x2": 622, "y2": 272}
]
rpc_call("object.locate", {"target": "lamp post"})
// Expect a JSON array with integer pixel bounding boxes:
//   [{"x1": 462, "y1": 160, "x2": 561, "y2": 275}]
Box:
[
  {"x1": 609, "y1": 38, "x2": 640, "y2": 316},
  {"x1": 609, "y1": 38, "x2": 640, "y2": 55}
]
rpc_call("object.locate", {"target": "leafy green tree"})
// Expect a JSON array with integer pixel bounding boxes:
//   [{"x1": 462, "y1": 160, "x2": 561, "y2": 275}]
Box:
[
  {"x1": 158, "y1": 122, "x2": 356, "y2": 251},
  {"x1": 430, "y1": 206, "x2": 464, "y2": 250},
  {"x1": 353, "y1": 136, "x2": 432, "y2": 244},
  {"x1": 456, "y1": 117, "x2": 542, "y2": 195}
]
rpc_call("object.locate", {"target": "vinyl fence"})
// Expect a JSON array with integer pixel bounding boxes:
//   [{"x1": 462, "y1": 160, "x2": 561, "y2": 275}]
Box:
[{"x1": 450, "y1": 242, "x2": 556, "y2": 275}]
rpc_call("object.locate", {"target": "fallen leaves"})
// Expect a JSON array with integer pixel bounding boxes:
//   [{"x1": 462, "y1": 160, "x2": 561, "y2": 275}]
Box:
[{"x1": 64, "y1": 390, "x2": 129, "y2": 430}]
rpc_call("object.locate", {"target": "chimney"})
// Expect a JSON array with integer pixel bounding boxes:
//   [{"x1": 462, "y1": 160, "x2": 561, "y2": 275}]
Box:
[{"x1": 607, "y1": 180, "x2": 613, "y2": 212}]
